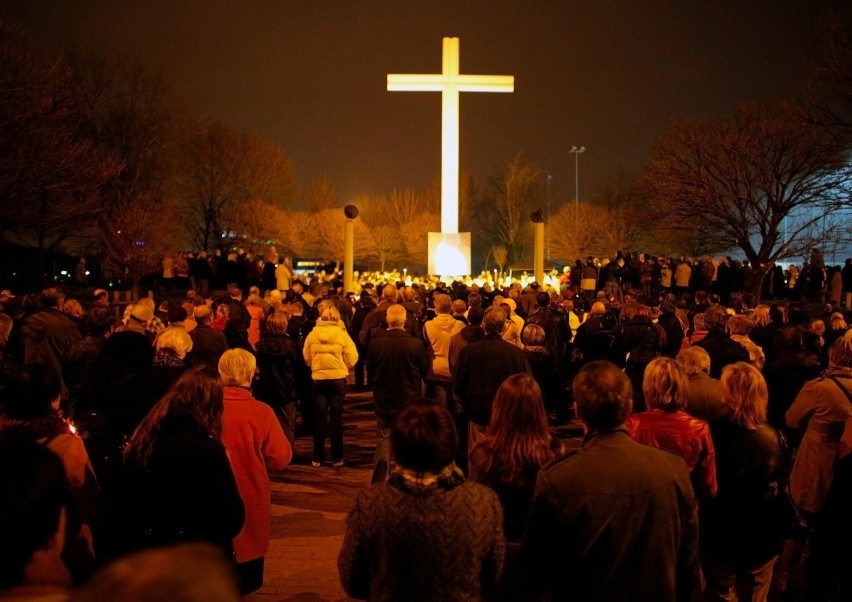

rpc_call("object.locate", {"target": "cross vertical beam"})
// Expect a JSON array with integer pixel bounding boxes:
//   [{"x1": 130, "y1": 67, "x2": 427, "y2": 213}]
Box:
[{"x1": 388, "y1": 37, "x2": 514, "y2": 234}]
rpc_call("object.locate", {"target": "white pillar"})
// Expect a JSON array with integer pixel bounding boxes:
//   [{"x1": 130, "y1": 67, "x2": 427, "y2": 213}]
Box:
[
  {"x1": 344, "y1": 218, "x2": 355, "y2": 293},
  {"x1": 534, "y1": 222, "x2": 544, "y2": 286}
]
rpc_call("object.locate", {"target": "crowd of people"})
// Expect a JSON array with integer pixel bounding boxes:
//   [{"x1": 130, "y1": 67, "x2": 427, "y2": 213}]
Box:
[{"x1": 1, "y1": 247, "x2": 851, "y2": 600}]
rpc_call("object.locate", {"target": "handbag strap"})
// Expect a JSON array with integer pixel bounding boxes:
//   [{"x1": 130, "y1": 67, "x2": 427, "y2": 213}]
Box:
[{"x1": 826, "y1": 374, "x2": 852, "y2": 406}]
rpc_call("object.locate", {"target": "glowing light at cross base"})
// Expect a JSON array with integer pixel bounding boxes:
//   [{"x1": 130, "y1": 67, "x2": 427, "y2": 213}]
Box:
[{"x1": 428, "y1": 232, "x2": 471, "y2": 277}]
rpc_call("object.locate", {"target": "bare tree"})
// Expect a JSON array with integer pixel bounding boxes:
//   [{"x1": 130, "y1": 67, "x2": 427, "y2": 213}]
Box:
[
  {"x1": 371, "y1": 225, "x2": 402, "y2": 272},
  {"x1": 639, "y1": 101, "x2": 852, "y2": 296},
  {"x1": 177, "y1": 119, "x2": 296, "y2": 251},
  {"x1": 0, "y1": 24, "x2": 121, "y2": 277},
  {"x1": 401, "y1": 212, "x2": 440, "y2": 274},
  {"x1": 490, "y1": 245, "x2": 508, "y2": 274},
  {"x1": 68, "y1": 52, "x2": 185, "y2": 290},
  {"x1": 306, "y1": 208, "x2": 377, "y2": 265},
  {"x1": 807, "y1": 10, "x2": 852, "y2": 139},
  {"x1": 305, "y1": 174, "x2": 338, "y2": 213},
  {"x1": 549, "y1": 202, "x2": 604, "y2": 261},
  {"x1": 100, "y1": 192, "x2": 182, "y2": 292},
  {"x1": 475, "y1": 154, "x2": 542, "y2": 268},
  {"x1": 222, "y1": 198, "x2": 286, "y2": 256}
]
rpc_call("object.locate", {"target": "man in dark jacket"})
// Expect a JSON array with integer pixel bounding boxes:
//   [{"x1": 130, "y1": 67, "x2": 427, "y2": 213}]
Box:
[
  {"x1": 20, "y1": 287, "x2": 81, "y2": 399},
  {"x1": 365, "y1": 304, "x2": 431, "y2": 484},
  {"x1": 657, "y1": 294, "x2": 686, "y2": 358},
  {"x1": 452, "y1": 307, "x2": 531, "y2": 436},
  {"x1": 186, "y1": 305, "x2": 228, "y2": 369},
  {"x1": 692, "y1": 305, "x2": 749, "y2": 378},
  {"x1": 522, "y1": 361, "x2": 699, "y2": 601}
]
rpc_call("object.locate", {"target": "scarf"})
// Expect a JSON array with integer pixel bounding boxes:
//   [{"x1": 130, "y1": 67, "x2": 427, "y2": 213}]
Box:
[
  {"x1": 387, "y1": 462, "x2": 465, "y2": 497},
  {"x1": 0, "y1": 410, "x2": 71, "y2": 443}
]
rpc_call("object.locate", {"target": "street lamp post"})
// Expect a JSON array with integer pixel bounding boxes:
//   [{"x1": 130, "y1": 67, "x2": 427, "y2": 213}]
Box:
[
  {"x1": 569, "y1": 145, "x2": 585, "y2": 240},
  {"x1": 546, "y1": 174, "x2": 552, "y2": 262}
]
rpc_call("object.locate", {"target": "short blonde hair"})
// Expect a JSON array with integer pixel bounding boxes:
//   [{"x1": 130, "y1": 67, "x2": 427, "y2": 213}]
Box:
[
  {"x1": 727, "y1": 315, "x2": 754, "y2": 336},
  {"x1": 522, "y1": 323, "x2": 546, "y2": 346},
  {"x1": 829, "y1": 312, "x2": 848, "y2": 331},
  {"x1": 218, "y1": 348, "x2": 257, "y2": 387},
  {"x1": 156, "y1": 327, "x2": 193, "y2": 358},
  {"x1": 829, "y1": 337, "x2": 852, "y2": 369},
  {"x1": 720, "y1": 362, "x2": 768, "y2": 430},
  {"x1": 676, "y1": 346, "x2": 711, "y2": 376},
  {"x1": 63, "y1": 298, "x2": 84, "y2": 318},
  {"x1": 751, "y1": 304, "x2": 770, "y2": 328},
  {"x1": 319, "y1": 304, "x2": 340, "y2": 323},
  {"x1": 643, "y1": 358, "x2": 689, "y2": 412}
]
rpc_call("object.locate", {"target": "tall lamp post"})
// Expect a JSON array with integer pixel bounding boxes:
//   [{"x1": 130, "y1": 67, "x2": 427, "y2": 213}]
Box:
[
  {"x1": 546, "y1": 174, "x2": 552, "y2": 262},
  {"x1": 569, "y1": 145, "x2": 585, "y2": 239}
]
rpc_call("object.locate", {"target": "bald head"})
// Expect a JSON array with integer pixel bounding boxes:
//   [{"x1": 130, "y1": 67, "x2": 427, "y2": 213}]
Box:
[{"x1": 386, "y1": 304, "x2": 407, "y2": 329}]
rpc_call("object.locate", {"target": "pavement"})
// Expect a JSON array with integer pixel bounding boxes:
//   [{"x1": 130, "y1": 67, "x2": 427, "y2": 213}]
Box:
[{"x1": 246, "y1": 386, "x2": 585, "y2": 602}]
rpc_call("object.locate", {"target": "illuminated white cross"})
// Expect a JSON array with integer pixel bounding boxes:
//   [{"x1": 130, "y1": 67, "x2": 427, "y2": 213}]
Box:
[{"x1": 388, "y1": 37, "x2": 514, "y2": 234}]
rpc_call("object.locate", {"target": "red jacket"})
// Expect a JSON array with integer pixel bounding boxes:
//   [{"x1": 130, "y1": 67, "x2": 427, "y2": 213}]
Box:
[
  {"x1": 222, "y1": 386, "x2": 292, "y2": 562},
  {"x1": 626, "y1": 408, "x2": 717, "y2": 499}
]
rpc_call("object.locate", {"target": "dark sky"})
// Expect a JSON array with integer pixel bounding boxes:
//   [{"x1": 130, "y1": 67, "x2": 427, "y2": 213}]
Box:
[{"x1": 3, "y1": 1, "x2": 844, "y2": 206}]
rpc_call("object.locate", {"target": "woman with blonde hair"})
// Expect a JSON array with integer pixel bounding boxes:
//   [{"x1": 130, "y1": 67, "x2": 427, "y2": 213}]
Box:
[
  {"x1": 626, "y1": 358, "x2": 716, "y2": 499},
  {"x1": 303, "y1": 303, "x2": 358, "y2": 467},
  {"x1": 218, "y1": 349, "x2": 291, "y2": 594},
  {"x1": 751, "y1": 304, "x2": 771, "y2": 329},
  {"x1": 699, "y1": 362, "x2": 785, "y2": 601}
]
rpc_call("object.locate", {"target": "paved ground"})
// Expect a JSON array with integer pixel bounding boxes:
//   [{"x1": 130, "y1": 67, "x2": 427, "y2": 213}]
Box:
[
  {"x1": 246, "y1": 387, "x2": 584, "y2": 602},
  {"x1": 246, "y1": 390, "x2": 375, "y2": 602}
]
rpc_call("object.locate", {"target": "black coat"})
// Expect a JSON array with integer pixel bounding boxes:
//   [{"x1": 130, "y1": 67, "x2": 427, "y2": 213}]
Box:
[
  {"x1": 254, "y1": 333, "x2": 298, "y2": 408},
  {"x1": 692, "y1": 330, "x2": 749, "y2": 379},
  {"x1": 701, "y1": 420, "x2": 784, "y2": 566},
  {"x1": 453, "y1": 334, "x2": 531, "y2": 426},
  {"x1": 187, "y1": 323, "x2": 229, "y2": 369},
  {"x1": 116, "y1": 415, "x2": 245, "y2": 556},
  {"x1": 365, "y1": 329, "x2": 430, "y2": 421}
]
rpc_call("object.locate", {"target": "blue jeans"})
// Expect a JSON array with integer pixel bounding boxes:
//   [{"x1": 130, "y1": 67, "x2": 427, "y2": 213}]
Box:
[{"x1": 312, "y1": 378, "x2": 346, "y2": 462}]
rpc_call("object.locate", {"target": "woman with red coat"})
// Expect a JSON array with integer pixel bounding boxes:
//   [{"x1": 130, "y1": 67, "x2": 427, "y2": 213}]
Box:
[
  {"x1": 218, "y1": 349, "x2": 292, "y2": 594},
  {"x1": 626, "y1": 357, "x2": 717, "y2": 500}
]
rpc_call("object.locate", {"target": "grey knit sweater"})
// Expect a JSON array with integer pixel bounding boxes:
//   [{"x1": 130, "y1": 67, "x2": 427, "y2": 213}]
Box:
[{"x1": 338, "y1": 477, "x2": 505, "y2": 601}]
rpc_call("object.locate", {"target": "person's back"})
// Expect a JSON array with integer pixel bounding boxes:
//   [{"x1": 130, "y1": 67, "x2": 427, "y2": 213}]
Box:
[
  {"x1": 522, "y1": 361, "x2": 697, "y2": 601},
  {"x1": 338, "y1": 400, "x2": 504, "y2": 601}
]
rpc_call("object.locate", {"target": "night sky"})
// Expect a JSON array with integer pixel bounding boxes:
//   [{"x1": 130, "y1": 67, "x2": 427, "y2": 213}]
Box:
[{"x1": 3, "y1": 1, "x2": 845, "y2": 207}]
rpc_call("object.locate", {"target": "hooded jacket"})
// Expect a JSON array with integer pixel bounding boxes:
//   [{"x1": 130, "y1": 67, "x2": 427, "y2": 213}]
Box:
[
  {"x1": 303, "y1": 321, "x2": 358, "y2": 381},
  {"x1": 424, "y1": 313, "x2": 464, "y2": 379}
]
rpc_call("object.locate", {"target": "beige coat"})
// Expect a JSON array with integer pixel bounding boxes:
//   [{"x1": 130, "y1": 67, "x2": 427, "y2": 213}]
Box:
[{"x1": 787, "y1": 370, "x2": 852, "y2": 514}]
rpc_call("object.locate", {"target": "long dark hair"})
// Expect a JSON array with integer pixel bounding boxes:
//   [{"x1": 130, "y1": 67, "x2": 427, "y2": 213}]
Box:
[
  {"x1": 124, "y1": 365, "x2": 224, "y2": 467},
  {"x1": 470, "y1": 374, "x2": 563, "y2": 486}
]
